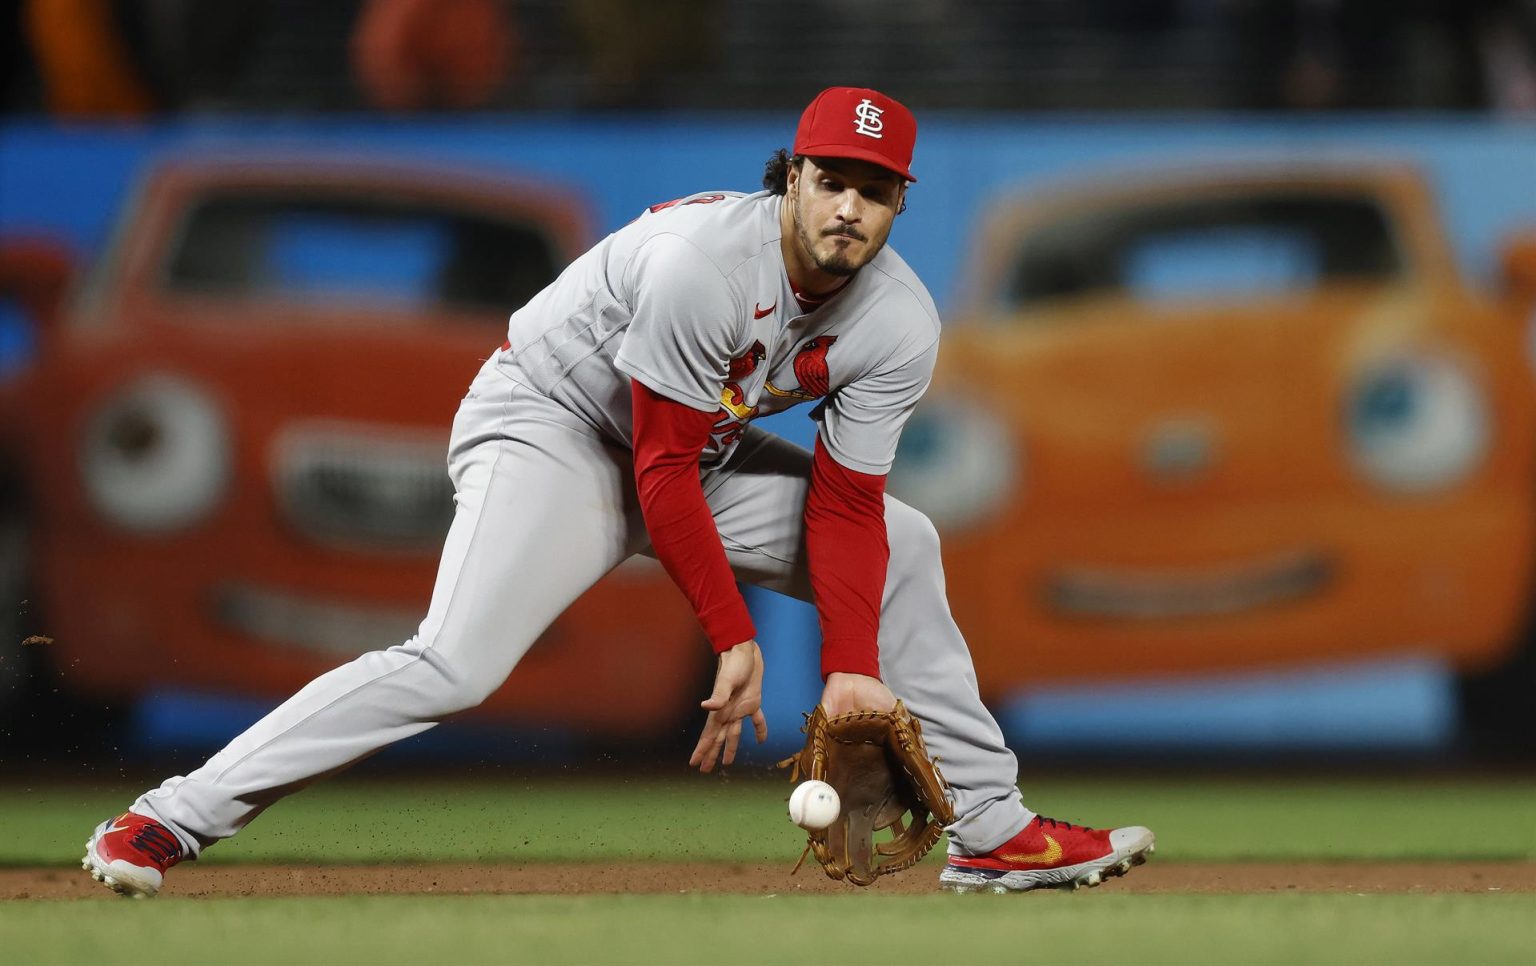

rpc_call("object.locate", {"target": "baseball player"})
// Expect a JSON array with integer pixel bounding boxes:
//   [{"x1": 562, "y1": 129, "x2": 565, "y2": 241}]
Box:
[{"x1": 84, "y1": 87, "x2": 1154, "y2": 897}]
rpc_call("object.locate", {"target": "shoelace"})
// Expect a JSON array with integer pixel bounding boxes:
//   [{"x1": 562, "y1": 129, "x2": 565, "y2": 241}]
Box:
[
  {"x1": 1036, "y1": 816, "x2": 1093, "y2": 833},
  {"x1": 128, "y1": 824, "x2": 181, "y2": 865}
]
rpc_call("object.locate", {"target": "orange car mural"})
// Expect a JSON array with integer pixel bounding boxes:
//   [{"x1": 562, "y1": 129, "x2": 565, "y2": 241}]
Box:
[
  {"x1": 0, "y1": 157, "x2": 702, "y2": 736},
  {"x1": 889, "y1": 163, "x2": 1536, "y2": 737}
]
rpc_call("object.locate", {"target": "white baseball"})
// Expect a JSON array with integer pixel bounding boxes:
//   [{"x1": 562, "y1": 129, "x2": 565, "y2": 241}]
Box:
[{"x1": 788, "y1": 780, "x2": 841, "y2": 830}]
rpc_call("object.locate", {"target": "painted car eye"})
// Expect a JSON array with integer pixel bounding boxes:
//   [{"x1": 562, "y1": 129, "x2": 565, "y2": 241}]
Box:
[
  {"x1": 1345, "y1": 353, "x2": 1489, "y2": 493},
  {"x1": 80, "y1": 375, "x2": 231, "y2": 531},
  {"x1": 888, "y1": 396, "x2": 1018, "y2": 530}
]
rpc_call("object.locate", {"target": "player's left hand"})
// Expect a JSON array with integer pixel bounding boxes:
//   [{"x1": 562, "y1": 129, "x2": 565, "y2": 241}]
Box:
[
  {"x1": 819, "y1": 672, "x2": 897, "y2": 716},
  {"x1": 690, "y1": 639, "x2": 768, "y2": 773}
]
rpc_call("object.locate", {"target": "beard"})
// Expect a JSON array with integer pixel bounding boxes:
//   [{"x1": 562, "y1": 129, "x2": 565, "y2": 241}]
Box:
[
  {"x1": 810, "y1": 237, "x2": 860, "y2": 276},
  {"x1": 793, "y1": 191, "x2": 878, "y2": 277}
]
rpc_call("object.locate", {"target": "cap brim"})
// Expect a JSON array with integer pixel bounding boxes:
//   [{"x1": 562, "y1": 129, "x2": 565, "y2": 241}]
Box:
[{"x1": 797, "y1": 143, "x2": 916, "y2": 182}]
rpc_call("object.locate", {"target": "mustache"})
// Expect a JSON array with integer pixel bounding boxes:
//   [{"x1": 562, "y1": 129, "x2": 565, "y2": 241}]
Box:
[{"x1": 821, "y1": 225, "x2": 868, "y2": 242}]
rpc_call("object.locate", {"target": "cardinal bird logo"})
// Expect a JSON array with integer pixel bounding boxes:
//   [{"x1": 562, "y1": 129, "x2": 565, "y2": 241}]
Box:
[
  {"x1": 766, "y1": 335, "x2": 839, "y2": 400},
  {"x1": 720, "y1": 341, "x2": 767, "y2": 419},
  {"x1": 728, "y1": 341, "x2": 766, "y2": 379}
]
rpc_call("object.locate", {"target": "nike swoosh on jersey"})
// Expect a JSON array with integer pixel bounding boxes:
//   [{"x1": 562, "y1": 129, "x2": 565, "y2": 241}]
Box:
[
  {"x1": 753, "y1": 302, "x2": 776, "y2": 319},
  {"x1": 998, "y1": 835, "x2": 1063, "y2": 865}
]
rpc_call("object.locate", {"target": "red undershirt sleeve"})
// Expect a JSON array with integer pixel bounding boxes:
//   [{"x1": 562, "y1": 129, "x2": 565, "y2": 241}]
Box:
[
  {"x1": 806, "y1": 436, "x2": 889, "y2": 680},
  {"x1": 630, "y1": 379, "x2": 756, "y2": 653}
]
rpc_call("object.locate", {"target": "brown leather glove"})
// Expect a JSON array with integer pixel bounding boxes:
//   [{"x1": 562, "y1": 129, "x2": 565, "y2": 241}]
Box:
[{"x1": 780, "y1": 701, "x2": 956, "y2": 886}]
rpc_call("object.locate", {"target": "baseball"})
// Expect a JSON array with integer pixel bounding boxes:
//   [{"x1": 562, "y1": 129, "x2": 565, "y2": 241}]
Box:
[{"x1": 788, "y1": 780, "x2": 841, "y2": 830}]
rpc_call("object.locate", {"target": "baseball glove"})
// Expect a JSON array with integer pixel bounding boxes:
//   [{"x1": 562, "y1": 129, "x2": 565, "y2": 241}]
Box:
[{"x1": 780, "y1": 701, "x2": 956, "y2": 886}]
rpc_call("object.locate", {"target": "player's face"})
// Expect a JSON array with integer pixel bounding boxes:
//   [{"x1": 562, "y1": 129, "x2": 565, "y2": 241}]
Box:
[{"x1": 786, "y1": 157, "x2": 906, "y2": 283}]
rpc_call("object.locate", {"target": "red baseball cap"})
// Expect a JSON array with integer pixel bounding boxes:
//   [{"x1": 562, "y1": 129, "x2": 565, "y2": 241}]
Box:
[{"x1": 793, "y1": 87, "x2": 918, "y2": 183}]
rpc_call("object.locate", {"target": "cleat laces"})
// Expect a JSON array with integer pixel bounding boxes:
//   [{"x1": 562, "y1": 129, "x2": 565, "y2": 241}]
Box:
[
  {"x1": 1036, "y1": 816, "x2": 1092, "y2": 834},
  {"x1": 127, "y1": 823, "x2": 182, "y2": 865}
]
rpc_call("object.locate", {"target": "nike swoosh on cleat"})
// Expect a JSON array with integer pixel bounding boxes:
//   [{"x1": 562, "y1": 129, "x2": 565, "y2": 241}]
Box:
[
  {"x1": 998, "y1": 835, "x2": 1063, "y2": 865},
  {"x1": 753, "y1": 302, "x2": 776, "y2": 319}
]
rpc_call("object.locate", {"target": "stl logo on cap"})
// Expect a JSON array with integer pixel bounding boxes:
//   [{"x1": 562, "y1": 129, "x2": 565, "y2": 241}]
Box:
[
  {"x1": 853, "y1": 99, "x2": 884, "y2": 139},
  {"x1": 793, "y1": 87, "x2": 918, "y2": 181}
]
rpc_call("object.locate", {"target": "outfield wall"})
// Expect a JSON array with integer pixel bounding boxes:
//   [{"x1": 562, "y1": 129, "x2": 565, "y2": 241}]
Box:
[{"x1": 3, "y1": 116, "x2": 1534, "y2": 757}]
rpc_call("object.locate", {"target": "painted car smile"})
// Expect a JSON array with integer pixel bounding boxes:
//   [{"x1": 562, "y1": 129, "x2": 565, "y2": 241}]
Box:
[{"x1": 1045, "y1": 551, "x2": 1332, "y2": 620}]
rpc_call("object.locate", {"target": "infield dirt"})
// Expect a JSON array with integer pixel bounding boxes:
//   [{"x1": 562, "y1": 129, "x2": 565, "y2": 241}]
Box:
[{"x1": 6, "y1": 861, "x2": 1534, "y2": 900}]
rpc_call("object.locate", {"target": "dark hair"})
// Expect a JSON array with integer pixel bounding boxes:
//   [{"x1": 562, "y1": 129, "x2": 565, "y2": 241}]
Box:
[{"x1": 763, "y1": 149, "x2": 802, "y2": 195}]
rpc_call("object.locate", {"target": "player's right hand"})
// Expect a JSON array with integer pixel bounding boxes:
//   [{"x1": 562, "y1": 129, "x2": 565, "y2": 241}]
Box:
[{"x1": 690, "y1": 639, "x2": 768, "y2": 773}]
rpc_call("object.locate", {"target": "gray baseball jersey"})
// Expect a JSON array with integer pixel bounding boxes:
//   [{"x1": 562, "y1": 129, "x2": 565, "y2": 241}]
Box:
[{"x1": 501, "y1": 190, "x2": 940, "y2": 473}]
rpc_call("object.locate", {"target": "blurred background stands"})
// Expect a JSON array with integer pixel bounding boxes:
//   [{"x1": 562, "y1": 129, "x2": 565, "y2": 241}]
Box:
[{"x1": 5, "y1": 0, "x2": 1536, "y2": 115}]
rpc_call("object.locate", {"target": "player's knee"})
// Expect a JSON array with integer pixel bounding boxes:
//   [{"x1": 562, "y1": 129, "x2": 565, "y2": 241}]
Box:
[
  {"x1": 886, "y1": 501, "x2": 942, "y2": 573},
  {"x1": 440, "y1": 669, "x2": 501, "y2": 714},
  {"x1": 411, "y1": 647, "x2": 500, "y2": 715}
]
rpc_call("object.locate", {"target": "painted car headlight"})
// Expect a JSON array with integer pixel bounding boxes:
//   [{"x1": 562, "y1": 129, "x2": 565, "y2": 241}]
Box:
[
  {"x1": 80, "y1": 375, "x2": 231, "y2": 531},
  {"x1": 1345, "y1": 353, "x2": 1489, "y2": 493},
  {"x1": 888, "y1": 395, "x2": 1018, "y2": 530}
]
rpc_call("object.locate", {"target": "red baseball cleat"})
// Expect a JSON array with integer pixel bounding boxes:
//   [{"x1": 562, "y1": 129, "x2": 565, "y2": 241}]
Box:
[
  {"x1": 939, "y1": 815, "x2": 1155, "y2": 893},
  {"x1": 82, "y1": 812, "x2": 186, "y2": 898}
]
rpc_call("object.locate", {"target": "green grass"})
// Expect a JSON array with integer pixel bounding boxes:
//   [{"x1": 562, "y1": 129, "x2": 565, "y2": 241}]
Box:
[
  {"x1": 2, "y1": 893, "x2": 1534, "y2": 965},
  {"x1": 5, "y1": 776, "x2": 1533, "y2": 965},
  {"x1": 2, "y1": 773, "x2": 1534, "y2": 865}
]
